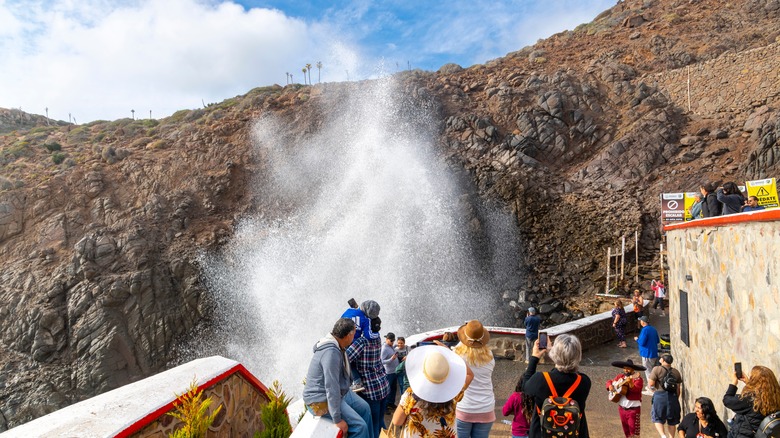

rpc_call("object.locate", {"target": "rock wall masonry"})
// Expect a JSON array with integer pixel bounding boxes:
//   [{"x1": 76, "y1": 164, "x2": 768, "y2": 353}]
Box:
[{"x1": 649, "y1": 42, "x2": 780, "y2": 115}]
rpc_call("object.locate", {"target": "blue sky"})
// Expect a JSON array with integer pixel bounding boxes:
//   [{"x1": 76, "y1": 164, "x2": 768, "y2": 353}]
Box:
[{"x1": 0, "y1": 0, "x2": 616, "y2": 122}]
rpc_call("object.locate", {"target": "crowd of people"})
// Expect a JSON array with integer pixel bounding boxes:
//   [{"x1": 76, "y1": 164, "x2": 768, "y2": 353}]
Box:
[
  {"x1": 301, "y1": 299, "x2": 780, "y2": 438},
  {"x1": 689, "y1": 182, "x2": 767, "y2": 219}
]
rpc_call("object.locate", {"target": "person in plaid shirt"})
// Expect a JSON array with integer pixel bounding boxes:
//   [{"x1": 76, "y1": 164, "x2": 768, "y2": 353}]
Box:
[{"x1": 347, "y1": 316, "x2": 390, "y2": 438}]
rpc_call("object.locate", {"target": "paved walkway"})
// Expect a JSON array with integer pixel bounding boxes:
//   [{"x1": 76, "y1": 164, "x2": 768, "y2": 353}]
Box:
[
  {"x1": 490, "y1": 307, "x2": 672, "y2": 437},
  {"x1": 383, "y1": 308, "x2": 672, "y2": 436}
]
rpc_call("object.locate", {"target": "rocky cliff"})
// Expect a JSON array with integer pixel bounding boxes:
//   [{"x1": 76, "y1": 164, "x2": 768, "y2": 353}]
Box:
[{"x1": 2, "y1": 0, "x2": 780, "y2": 429}]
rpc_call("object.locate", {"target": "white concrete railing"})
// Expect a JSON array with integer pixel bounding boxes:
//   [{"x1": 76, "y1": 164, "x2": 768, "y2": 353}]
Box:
[{"x1": 0, "y1": 356, "x2": 268, "y2": 438}]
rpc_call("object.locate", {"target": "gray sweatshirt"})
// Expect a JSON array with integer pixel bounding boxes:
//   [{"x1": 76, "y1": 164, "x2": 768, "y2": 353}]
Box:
[{"x1": 302, "y1": 334, "x2": 351, "y2": 423}]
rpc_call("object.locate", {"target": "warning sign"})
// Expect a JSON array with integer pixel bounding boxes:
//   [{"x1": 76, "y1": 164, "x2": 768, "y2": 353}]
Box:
[
  {"x1": 745, "y1": 178, "x2": 779, "y2": 208},
  {"x1": 661, "y1": 193, "x2": 685, "y2": 222},
  {"x1": 683, "y1": 192, "x2": 699, "y2": 221}
]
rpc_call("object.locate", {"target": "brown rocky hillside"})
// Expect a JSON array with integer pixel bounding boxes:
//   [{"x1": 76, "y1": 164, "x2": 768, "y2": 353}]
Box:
[{"x1": 2, "y1": 0, "x2": 780, "y2": 430}]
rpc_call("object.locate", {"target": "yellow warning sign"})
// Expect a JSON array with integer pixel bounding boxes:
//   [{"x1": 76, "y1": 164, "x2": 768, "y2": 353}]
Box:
[{"x1": 745, "y1": 178, "x2": 779, "y2": 208}]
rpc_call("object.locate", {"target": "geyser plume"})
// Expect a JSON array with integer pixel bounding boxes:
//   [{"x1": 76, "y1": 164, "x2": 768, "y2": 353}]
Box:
[{"x1": 200, "y1": 78, "x2": 519, "y2": 395}]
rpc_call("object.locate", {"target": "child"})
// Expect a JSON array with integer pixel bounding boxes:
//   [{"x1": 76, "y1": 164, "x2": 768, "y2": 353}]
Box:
[{"x1": 502, "y1": 377, "x2": 532, "y2": 438}]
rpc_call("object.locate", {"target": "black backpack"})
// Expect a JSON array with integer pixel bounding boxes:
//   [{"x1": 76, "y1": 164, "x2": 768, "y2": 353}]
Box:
[
  {"x1": 660, "y1": 367, "x2": 678, "y2": 393},
  {"x1": 756, "y1": 411, "x2": 780, "y2": 438}
]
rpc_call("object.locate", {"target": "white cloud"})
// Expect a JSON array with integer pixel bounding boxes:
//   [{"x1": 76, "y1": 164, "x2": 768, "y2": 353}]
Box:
[{"x1": 0, "y1": 0, "x2": 356, "y2": 122}]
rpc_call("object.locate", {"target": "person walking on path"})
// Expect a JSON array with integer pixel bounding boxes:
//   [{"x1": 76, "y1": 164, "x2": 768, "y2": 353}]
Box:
[
  {"x1": 303, "y1": 318, "x2": 373, "y2": 438},
  {"x1": 633, "y1": 315, "x2": 659, "y2": 394},
  {"x1": 648, "y1": 354, "x2": 683, "y2": 438},
  {"x1": 524, "y1": 308, "x2": 541, "y2": 362},
  {"x1": 454, "y1": 320, "x2": 496, "y2": 438},
  {"x1": 381, "y1": 332, "x2": 400, "y2": 411},
  {"x1": 607, "y1": 359, "x2": 645, "y2": 438},
  {"x1": 612, "y1": 299, "x2": 628, "y2": 348}
]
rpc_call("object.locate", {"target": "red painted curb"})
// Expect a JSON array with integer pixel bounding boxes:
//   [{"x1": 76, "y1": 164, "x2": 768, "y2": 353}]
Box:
[{"x1": 663, "y1": 208, "x2": 780, "y2": 231}]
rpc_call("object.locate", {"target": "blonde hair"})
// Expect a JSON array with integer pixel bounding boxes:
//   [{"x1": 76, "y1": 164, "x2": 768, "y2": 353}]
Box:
[
  {"x1": 453, "y1": 343, "x2": 493, "y2": 367},
  {"x1": 742, "y1": 366, "x2": 780, "y2": 415}
]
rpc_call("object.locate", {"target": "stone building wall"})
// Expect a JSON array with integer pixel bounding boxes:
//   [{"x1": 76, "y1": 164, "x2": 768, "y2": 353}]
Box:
[
  {"x1": 665, "y1": 212, "x2": 780, "y2": 421},
  {"x1": 648, "y1": 42, "x2": 780, "y2": 115}
]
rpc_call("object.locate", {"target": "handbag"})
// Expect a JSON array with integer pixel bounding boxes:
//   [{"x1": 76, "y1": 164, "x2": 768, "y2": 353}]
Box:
[{"x1": 380, "y1": 424, "x2": 402, "y2": 438}]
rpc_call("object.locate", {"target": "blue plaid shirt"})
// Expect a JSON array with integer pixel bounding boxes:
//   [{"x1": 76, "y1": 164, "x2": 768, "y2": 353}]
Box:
[{"x1": 346, "y1": 336, "x2": 389, "y2": 401}]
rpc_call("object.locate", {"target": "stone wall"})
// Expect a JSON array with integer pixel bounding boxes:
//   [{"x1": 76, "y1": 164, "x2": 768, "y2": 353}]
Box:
[
  {"x1": 665, "y1": 210, "x2": 780, "y2": 421},
  {"x1": 649, "y1": 42, "x2": 780, "y2": 115},
  {"x1": 131, "y1": 373, "x2": 267, "y2": 438}
]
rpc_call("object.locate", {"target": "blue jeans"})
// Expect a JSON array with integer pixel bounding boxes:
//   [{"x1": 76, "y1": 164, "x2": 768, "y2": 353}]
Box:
[
  {"x1": 456, "y1": 419, "x2": 493, "y2": 438},
  {"x1": 365, "y1": 397, "x2": 388, "y2": 438},
  {"x1": 327, "y1": 390, "x2": 372, "y2": 438},
  {"x1": 385, "y1": 372, "x2": 398, "y2": 406}
]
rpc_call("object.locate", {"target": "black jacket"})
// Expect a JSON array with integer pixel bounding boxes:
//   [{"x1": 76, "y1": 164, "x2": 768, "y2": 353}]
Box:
[
  {"x1": 716, "y1": 188, "x2": 745, "y2": 215},
  {"x1": 702, "y1": 192, "x2": 722, "y2": 217},
  {"x1": 723, "y1": 384, "x2": 764, "y2": 438},
  {"x1": 522, "y1": 356, "x2": 592, "y2": 438}
]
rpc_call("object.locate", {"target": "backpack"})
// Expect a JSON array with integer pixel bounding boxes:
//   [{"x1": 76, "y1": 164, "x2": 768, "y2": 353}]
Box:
[
  {"x1": 756, "y1": 411, "x2": 780, "y2": 438},
  {"x1": 538, "y1": 372, "x2": 582, "y2": 437},
  {"x1": 660, "y1": 367, "x2": 678, "y2": 393}
]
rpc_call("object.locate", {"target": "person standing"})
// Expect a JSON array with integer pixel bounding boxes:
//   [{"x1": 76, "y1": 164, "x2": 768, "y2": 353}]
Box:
[
  {"x1": 648, "y1": 354, "x2": 683, "y2": 438},
  {"x1": 612, "y1": 299, "x2": 628, "y2": 348},
  {"x1": 677, "y1": 397, "x2": 727, "y2": 438},
  {"x1": 347, "y1": 317, "x2": 390, "y2": 438},
  {"x1": 524, "y1": 308, "x2": 541, "y2": 363},
  {"x1": 522, "y1": 334, "x2": 592, "y2": 438},
  {"x1": 502, "y1": 377, "x2": 531, "y2": 438},
  {"x1": 689, "y1": 193, "x2": 704, "y2": 219},
  {"x1": 454, "y1": 320, "x2": 496, "y2": 438},
  {"x1": 716, "y1": 182, "x2": 746, "y2": 215},
  {"x1": 303, "y1": 318, "x2": 372, "y2": 438},
  {"x1": 631, "y1": 289, "x2": 645, "y2": 329},
  {"x1": 381, "y1": 332, "x2": 400, "y2": 411},
  {"x1": 700, "y1": 183, "x2": 722, "y2": 218},
  {"x1": 633, "y1": 316, "x2": 659, "y2": 394},
  {"x1": 722, "y1": 365, "x2": 780, "y2": 438},
  {"x1": 741, "y1": 195, "x2": 765, "y2": 212},
  {"x1": 607, "y1": 359, "x2": 645, "y2": 438},
  {"x1": 651, "y1": 279, "x2": 666, "y2": 316}
]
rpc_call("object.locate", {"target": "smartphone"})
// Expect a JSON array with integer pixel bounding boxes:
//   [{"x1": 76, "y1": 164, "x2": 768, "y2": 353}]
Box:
[
  {"x1": 347, "y1": 298, "x2": 358, "y2": 309},
  {"x1": 735, "y1": 362, "x2": 743, "y2": 379},
  {"x1": 538, "y1": 333, "x2": 548, "y2": 349}
]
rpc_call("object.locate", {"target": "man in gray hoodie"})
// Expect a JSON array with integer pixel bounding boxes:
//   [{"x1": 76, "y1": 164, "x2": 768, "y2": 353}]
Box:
[{"x1": 303, "y1": 318, "x2": 372, "y2": 437}]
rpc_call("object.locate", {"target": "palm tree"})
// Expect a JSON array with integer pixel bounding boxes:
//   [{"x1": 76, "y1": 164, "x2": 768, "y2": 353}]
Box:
[
  {"x1": 306, "y1": 63, "x2": 312, "y2": 85},
  {"x1": 302, "y1": 67, "x2": 308, "y2": 84},
  {"x1": 316, "y1": 61, "x2": 322, "y2": 83}
]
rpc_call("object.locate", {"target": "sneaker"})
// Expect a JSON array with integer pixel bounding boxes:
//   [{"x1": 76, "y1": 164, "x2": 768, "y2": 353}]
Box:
[{"x1": 350, "y1": 383, "x2": 365, "y2": 393}]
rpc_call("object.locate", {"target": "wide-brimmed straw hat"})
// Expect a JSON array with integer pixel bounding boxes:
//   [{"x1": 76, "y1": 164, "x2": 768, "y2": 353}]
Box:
[
  {"x1": 611, "y1": 358, "x2": 647, "y2": 371},
  {"x1": 457, "y1": 320, "x2": 490, "y2": 347},
  {"x1": 406, "y1": 345, "x2": 468, "y2": 403}
]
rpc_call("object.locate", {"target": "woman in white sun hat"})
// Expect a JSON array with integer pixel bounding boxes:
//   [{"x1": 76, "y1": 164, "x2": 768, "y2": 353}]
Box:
[{"x1": 391, "y1": 345, "x2": 474, "y2": 437}]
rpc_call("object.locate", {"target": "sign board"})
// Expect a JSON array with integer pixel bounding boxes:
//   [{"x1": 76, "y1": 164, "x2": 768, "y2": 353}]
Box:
[
  {"x1": 683, "y1": 192, "x2": 700, "y2": 221},
  {"x1": 661, "y1": 192, "x2": 685, "y2": 222},
  {"x1": 745, "y1": 178, "x2": 779, "y2": 208}
]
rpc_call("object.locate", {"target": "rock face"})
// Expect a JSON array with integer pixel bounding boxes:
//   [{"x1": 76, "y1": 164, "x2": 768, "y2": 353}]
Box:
[{"x1": 2, "y1": 0, "x2": 780, "y2": 430}]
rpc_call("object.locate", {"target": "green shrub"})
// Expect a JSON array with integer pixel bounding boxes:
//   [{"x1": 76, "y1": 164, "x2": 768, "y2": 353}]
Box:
[
  {"x1": 256, "y1": 380, "x2": 293, "y2": 438},
  {"x1": 44, "y1": 142, "x2": 62, "y2": 152},
  {"x1": 51, "y1": 152, "x2": 66, "y2": 164}
]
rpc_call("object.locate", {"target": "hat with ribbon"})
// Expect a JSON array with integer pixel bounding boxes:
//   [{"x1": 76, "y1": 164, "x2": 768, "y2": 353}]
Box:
[
  {"x1": 457, "y1": 320, "x2": 490, "y2": 347},
  {"x1": 406, "y1": 345, "x2": 468, "y2": 403}
]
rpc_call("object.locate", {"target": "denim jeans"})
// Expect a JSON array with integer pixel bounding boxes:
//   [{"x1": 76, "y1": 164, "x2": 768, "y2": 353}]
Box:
[
  {"x1": 456, "y1": 419, "x2": 493, "y2": 438},
  {"x1": 385, "y1": 372, "x2": 398, "y2": 406},
  {"x1": 365, "y1": 396, "x2": 388, "y2": 438},
  {"x1": 326, "y1": 390, "x2": 372, "y2": 438}
]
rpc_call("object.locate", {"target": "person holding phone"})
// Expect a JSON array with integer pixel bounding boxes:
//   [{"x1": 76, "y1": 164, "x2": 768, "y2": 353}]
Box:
[
  {"x1": 723, "y1": 365, "x2": 780, "y2": 437},
  {"x1": 522, "y1": 333, "x2": 593, "y2": 438},
  {"x1": 454, "y1": 320, "x2": 496, "y2": 438}
]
